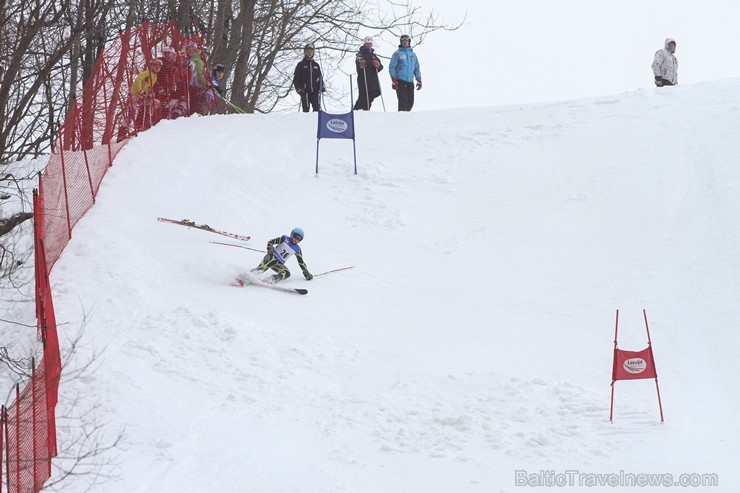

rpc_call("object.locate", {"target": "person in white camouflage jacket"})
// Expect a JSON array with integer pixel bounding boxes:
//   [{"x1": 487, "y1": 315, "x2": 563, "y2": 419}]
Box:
[{"x1": 652, "y1": 38, "x2": 678, "y2": 87}]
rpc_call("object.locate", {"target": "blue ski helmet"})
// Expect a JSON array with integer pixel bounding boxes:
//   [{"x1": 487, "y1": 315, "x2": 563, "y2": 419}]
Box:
[{"x1": 291, "y1": 227, "x2": 304, "y2": 242}]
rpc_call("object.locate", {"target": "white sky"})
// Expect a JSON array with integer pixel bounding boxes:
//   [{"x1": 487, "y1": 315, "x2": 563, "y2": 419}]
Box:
[{"x1": 355, "y1": 0, "x2": 740, "y2": 111}]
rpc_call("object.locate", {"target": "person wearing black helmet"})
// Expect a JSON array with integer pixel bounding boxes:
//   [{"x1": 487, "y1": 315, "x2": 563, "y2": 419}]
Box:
[
  {"x1": 293, "y1": 44, "x2": 324, "y2": 112},
  {"x1": 248, "y1": 228, "x2": 313, "y2": 283},
  {"x1": 389, "y1": 34, "x2": 422, "y2": 111}
]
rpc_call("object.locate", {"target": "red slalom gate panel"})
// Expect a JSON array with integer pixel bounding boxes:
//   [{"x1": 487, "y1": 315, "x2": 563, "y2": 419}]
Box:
[{"x1": 609, "y1": 309, "x2": 664, "y2": 423}]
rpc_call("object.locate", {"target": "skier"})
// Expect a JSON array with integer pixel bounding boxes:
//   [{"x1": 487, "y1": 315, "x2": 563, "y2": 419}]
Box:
[
  {"x1": 251, "y1": 228, "x2": 313, "y2": 282},
  {"x1": 389, "y1": 34, "x2": 422, "y2": 111},
  {"x1": 652, "y1": 38, "x2": 678, "y2": 87}
]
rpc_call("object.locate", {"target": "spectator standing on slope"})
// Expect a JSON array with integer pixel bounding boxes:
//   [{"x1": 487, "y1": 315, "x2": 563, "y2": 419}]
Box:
[
  {"x1": 652, "y1": 38, "x2": 678, "y2": 87},
  {"x1": 293, "y1": 45, "x2": 324, "y2": 112},
  {"x1": 354, "y1": 36, "x2": 383, "y2": 111},
  {"x1": 212, "y1": 64, "x2": 225, "y2": 96},
  {"x1": 389, "y1": 34, "x2": 422, "y2": 111}
]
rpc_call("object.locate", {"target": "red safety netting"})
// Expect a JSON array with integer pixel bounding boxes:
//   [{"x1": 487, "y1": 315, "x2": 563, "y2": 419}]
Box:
[
  {"x1": 33, "y1": 190, "x2": 61, "y2": 460},
  {"x1": 4, "y1": 21, "x2": 222, "y2": 492},
  {"x1": 1, "y1": 406, "x2": 4, "y2": 493},
  {"x1": 4, "y1": 364, "x2": 53, "y2": 493},
  {"x1": 40, "y1": 20, "x2": 220, "y2": 272}
]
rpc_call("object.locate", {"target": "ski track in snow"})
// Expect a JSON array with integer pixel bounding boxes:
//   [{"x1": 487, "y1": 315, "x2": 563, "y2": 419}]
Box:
[{"x1": 5, "y1": 80, "x2": 740, "y2": 492}]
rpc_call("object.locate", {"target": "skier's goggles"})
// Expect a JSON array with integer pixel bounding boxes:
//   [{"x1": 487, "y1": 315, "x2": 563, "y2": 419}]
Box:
[
  {"x1": 400, "y1": 35, "x2": 411, "y2": 41},
  {"x1": 291, "y1": 232, "x2": 304, "y2": 242}
]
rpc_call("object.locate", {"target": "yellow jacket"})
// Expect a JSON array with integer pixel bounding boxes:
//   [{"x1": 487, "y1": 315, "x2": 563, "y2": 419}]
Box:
[{"x1": 130, "y1": 70, "x2": 158, "y2": 99}]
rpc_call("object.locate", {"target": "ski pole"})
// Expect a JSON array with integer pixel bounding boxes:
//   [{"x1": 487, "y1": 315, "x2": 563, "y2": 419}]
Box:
[
  {"x1": 362, "y1": 65, "x2": 370, "y2": 110},
  {"x1": 376, "y1": 66, "x2": 386, "y2": 112},
  {"x1": 314, "y1": 266, "x2": 355, "y2": 277},
  {"x1": 218, "y1": 94, "x2": 245, "y2": 113},
  {"x1": 210, "y1": 241, "x2": 266, "y2": 253}
]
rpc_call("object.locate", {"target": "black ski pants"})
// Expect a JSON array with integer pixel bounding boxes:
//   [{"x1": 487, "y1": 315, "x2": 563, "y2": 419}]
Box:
[
  {"x1": 255, "y1": 254, "x2": 291, "y2": 280},
  {"x1": 354, "y1": 89, "x2": 381, "y2": 111},
  {"x1": 396, "y1": 80, "x2": 415, "y2": 112},
  {"x1": 300, "y1": 91, "x2": 320, "y2": 112}
]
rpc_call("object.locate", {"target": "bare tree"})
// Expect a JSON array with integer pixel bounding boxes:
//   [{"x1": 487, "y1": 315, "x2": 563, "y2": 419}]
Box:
[
  {"x1": 0, "y1": 0, "x2": 119, "y2": 163},
  {"x1": 0, "y1": 169, "x2": 36, "y2": 288},
  {"x1": 2, "y1": 321, "x2": 125, "y2": 493},
  {"x1": 199, "y1": 0, "x2": 462, "y2": 113}
]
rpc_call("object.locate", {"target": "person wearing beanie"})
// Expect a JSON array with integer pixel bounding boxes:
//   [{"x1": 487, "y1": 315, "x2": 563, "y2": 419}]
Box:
[
  {"x1": 154, "y1": 46, "x2": 188, "y2": 120},
  {"x1": 129, "y1": 58, "x2": 163, "y2": 131},
  {"x1": 652, "y1": 38, "x2": 678, "y2": 87},
  {"x1": 354, "y1": 36, "x2": 383, "y2": 111},
  {"x1": 389, "y1": 34, "x2": 422, "y2": 111},
  {"x1": 211, "y1": 64, "x2": 225, "y2": 95},
  {"x1": 293, "y1": 44, "x2": 324, "y2": 112}
]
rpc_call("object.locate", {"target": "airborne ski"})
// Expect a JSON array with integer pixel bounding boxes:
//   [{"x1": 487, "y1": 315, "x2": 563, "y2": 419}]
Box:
[
  {"x1": 234, "y1": 272, "x2": 308, "y2": 295},
  {"x1": 157, "y1": 217, "x2": 251, "y2": 242}
]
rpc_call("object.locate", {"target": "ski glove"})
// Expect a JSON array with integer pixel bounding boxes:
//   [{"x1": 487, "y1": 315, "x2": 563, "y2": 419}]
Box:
[
  {"x1": 372, "y1": 59, "x2": 380, "y2": 68},
  {"x1": 392, "y1": 78, "x2": 398, "y2": 90},
  {"x1": 303, "y1": 271, "x2": 313, "y2": 281},
  {"x1": 416, "y1": 79, "x2": 422, "y2": 90},
  {"x1": 654, "y1": 76, "x2": 663, "y2": 87},
  {"x1": 359, "y1": 59, "x2": 367, "y2": 69}
]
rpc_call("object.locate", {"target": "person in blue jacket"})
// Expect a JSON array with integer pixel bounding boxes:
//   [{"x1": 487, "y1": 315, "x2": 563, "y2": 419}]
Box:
[
  {"x1": 251, "y1": 228, "x2": 313, "y2": 283},
  {"x1": 389, "y1": 34, "x2": 422, "y2": 112}
]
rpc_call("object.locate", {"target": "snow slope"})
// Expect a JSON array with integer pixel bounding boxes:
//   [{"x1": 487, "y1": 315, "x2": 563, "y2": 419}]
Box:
[{"x1": 46, "y1": 80, "x2": 740, "y2": 492}]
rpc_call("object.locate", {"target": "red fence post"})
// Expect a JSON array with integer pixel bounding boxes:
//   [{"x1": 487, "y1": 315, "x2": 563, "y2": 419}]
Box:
[
  {"x1": 14, "y1": 384, "x2": 20, "y2": 492},
  {"x1": 57, "y1": 124, "x2": 73, "y2": 240},
  {"x1": 1, "y1": 405, "x2": 4, "y2": 493},
  {"x1": 74, "y1": 101, "x2": 96, "y2": 203}
]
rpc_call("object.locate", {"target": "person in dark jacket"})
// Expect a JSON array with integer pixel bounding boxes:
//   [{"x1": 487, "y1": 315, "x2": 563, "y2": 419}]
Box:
[
  {"x1": 211, "y1": 64, "x2": 225, "y2": 95},
  {"x1": 354, "y1": 36, "x2": 383, "y2": 111},
  {"x1": 293, "y1": 45, "x2": 324, "y2": 112}
]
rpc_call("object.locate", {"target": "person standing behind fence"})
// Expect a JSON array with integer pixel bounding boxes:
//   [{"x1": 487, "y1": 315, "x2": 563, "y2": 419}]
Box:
[
  {"x1": 389, "y1": 34, "x2": 422, "y2": 112},
  {"x1": 293, "y1": 45, "x2": 324, "y2": 112},
  {"x1": 183, "y1": 41, "x2": 210, "y2": 115},
  {"x1": 212, "y1": 64, "x2": 225, "y2": 96},
  {"x1": 155, "y1": 47, "x2": 187, "y2": 119},
  {"x1": 652, "y1": 38, "x2": 678, "y2": 87},
  {"x1": 354, "y1": 36, "x2": 383, "y2": 111},
  {"x1": 130, "y1": 58, "x2": 163, "y2": 131}
]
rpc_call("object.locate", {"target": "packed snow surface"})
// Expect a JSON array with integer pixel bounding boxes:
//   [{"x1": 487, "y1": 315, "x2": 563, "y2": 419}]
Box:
[{"x1": 45, "y1": 80, "x2": 740, "y2": 492}]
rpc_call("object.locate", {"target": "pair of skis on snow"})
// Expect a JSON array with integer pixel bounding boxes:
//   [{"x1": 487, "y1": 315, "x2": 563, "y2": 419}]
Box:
[
  {"x1": 158, "y1": 217, "x2": 353, "y2": 295},
  {"x1": 157, "y1": 217, "x2": 252, "y2": 242}
]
